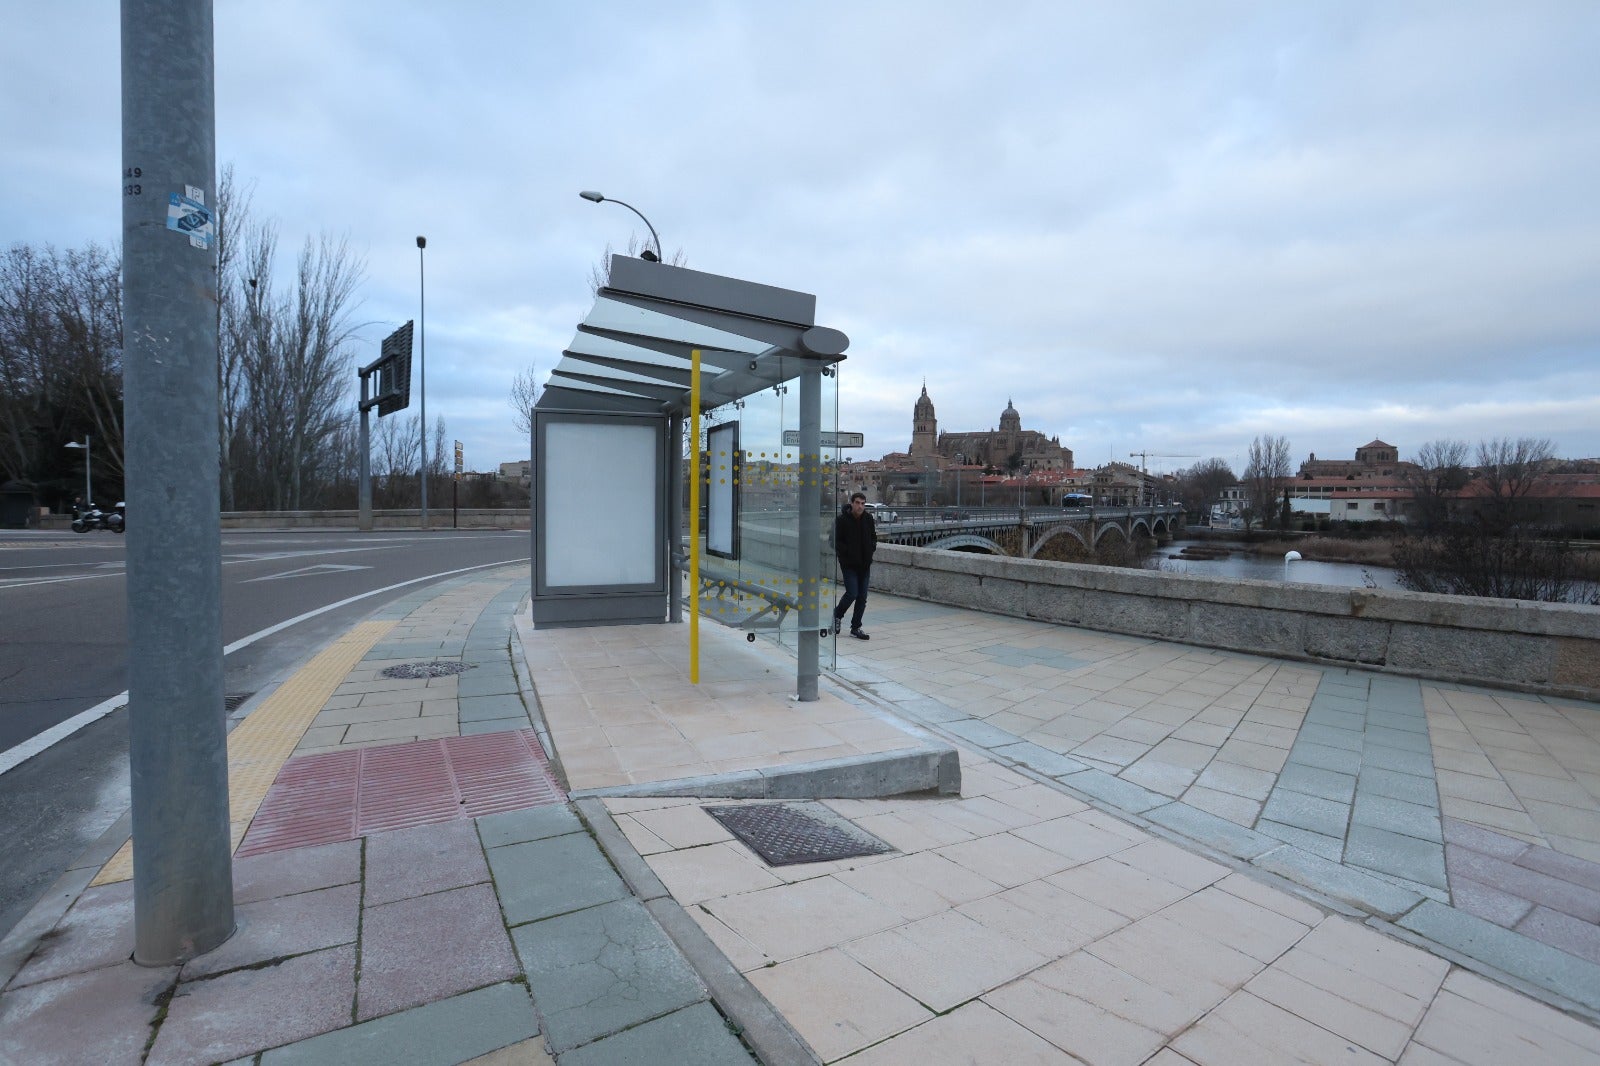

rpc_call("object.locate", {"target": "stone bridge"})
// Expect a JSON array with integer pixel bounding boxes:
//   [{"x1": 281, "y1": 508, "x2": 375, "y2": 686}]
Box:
[{"x1": 877, "y1": 505, "x2": 1186, "y2": 558}]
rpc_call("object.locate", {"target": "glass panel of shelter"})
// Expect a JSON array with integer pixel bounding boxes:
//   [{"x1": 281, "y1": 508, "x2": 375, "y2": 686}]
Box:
[{"x1": 690, "y1": 363, "x2": 839, "y2": 672}]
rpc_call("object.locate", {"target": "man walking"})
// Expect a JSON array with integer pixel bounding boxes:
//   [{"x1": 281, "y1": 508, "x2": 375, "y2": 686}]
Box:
[{"x1": 832, "y1": 492, "x2": 877, "y2": 640}]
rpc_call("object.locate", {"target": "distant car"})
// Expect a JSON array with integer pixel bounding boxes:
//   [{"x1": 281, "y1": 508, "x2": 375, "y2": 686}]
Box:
[
  {"x1": 864, "y1": 503, "x2": 897, "y2": 522},
  {"x1": 940, "y1": 508, "x2": 970, "y2": 521}
]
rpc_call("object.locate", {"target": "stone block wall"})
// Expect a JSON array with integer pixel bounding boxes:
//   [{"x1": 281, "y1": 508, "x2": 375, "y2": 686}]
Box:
[{"x1": 870, "y1": 544, "x2": 1600, "y2": 701}]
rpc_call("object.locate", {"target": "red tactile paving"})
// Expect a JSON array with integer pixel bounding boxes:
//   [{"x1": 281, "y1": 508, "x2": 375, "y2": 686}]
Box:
[{"x1": 238, "y1": 730, "x2": 565, "y2": 856}]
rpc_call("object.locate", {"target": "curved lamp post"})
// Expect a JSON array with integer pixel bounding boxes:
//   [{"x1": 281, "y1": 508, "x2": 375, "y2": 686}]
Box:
[
  {"x1": 579, "y1": 190, "x2": 662, "y2": 263},
  {"x1": 64, "y1": 435, "x2": 92, "y2": 505}
]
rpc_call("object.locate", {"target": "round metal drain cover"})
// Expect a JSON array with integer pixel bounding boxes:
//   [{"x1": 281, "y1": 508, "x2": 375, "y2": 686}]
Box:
[
  {"x1": 705, "y1": 802, "x2": 894, "y2": 866},
  {"x1": 379, "y1": 660, "x2": 477, "y2": 679}
]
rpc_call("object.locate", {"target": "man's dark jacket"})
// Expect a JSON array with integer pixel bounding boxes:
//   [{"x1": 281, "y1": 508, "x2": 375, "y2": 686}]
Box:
[{"x1": 833, "y1": 508, "x2": 877, "y2": 570}]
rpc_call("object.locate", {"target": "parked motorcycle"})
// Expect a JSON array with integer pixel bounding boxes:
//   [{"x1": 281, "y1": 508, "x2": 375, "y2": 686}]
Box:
[{"x1": 71, "y1": 502, "x2": 125, "y2": 534}]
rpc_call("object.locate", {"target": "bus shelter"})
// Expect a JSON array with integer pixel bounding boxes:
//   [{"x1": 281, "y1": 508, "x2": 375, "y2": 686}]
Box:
[{"x1": 531, "y1": 255, "x2": 849, "y2": 700}]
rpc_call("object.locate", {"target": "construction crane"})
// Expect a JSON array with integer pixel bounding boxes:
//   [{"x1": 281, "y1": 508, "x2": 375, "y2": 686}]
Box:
[
  {"x1": 1129, "y1": 451, "x2": 1199, "y2": 507},
  {"x1": 1129, "y1": 451, "x2": 1198, "y2": 476}
]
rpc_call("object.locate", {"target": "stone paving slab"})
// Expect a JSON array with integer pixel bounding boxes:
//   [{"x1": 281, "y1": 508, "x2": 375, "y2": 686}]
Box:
[
  {"x1": 487, "y1": 829, "x2": 630, "y2": 926},
  {"x1": 357, "y1": 882, "x2": 520, "y2": 1020},
  {"x1": 364, "y1": 819, "x2": 490, "y2": 907},
  {"x1": 511, "y1": 897, "x2": 709, "y2": 1054},
  {"x1": 147, "y1": 944, "x2": 358, "y2": 1066},
  {"x1": 1400, "y1": 900, "x2": 1600, "y2": 1014},
  {"x1": 556, "y1": 1001, "x2": 755, "y2": 1066},
  {"x1": 477, "y1": 803, "x2": 584, "y2": 849},
  {"x1": 260, "y1": 981, "x2": 540, "y2": 1066},
  {"x1": 0, "y1": 959, "x2": 176, "y2": 1066},
  {"x1": 180, "y1": 882, "x2": 359, "y2": 981}
]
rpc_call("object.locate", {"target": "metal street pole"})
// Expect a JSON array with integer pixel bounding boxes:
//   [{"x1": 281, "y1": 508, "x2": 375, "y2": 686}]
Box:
[
  {"x1": 65, "y1": 434, "x2": 93, "y2": 504},
  {"x1": 358, "y1": 372, "x2": 372, "y2": 531},
  {"x1": 417, "y1": 236, "x2": 428, "y2": 528},
  {"x1": 121, "y1": 0, "x2": 234, "y2": 964}
]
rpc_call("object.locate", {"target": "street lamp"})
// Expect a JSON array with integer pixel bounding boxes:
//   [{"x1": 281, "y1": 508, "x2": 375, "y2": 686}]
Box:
[
  {"x1": 417, "y1": 235, "x2": 428, "y2": 528},
  {"x1": 579, "y1": 190, "x2": 663, "y2": 263},
  {"x1": 64, "y1": 434, "x2": 91, "y2": 506}
]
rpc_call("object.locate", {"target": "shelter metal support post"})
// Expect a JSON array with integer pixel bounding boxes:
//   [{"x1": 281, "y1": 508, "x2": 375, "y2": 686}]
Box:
[
  {"x1": 667, "y1": 412, "x2": 683, "y2": 624},
  {"x1": 797, "y1": 359, "x2": 821, "y2": 701}
]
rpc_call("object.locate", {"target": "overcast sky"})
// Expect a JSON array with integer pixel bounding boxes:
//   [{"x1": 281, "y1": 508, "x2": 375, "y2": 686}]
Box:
[{"x1": 7, "y1": 2, "x2": 1599, "y2": 476}]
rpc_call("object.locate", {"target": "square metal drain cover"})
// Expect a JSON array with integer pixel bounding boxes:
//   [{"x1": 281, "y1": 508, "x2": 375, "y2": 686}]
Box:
[{"x1": 705, "y1": 802, "x2": 894, "y2": 866}]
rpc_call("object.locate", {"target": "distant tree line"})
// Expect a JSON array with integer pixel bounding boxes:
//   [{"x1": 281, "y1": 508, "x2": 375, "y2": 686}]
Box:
[
  {"x1": 1393, "y1": 437, "x2": 1597, "y2": 604},
  {"x1": 0, "y1": 166, "x2": 459, "y2": 513}
]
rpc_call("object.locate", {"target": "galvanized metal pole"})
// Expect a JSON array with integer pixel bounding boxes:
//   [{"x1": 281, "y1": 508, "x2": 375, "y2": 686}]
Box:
[
  {"x1": 797, "y1": 360, "x2": 821, "y2": 701},
  {"x1": 417, "y1": 237, "x2": 428, "y2": 528},
  {"x1": 121, "y1": 0, "x2": 234, "y2": 964},
  {"x1": 84, "y1": 433, "x2": 93, "y2": 505},
  {"x1": 358, "y1": 373, "x2": 372, "y2": 531}
]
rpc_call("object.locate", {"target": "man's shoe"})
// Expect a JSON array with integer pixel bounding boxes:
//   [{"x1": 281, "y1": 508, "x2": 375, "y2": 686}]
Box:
[
  {"x1": 831, "y1": 615, "x2": 843, "y2": 636},
  {"x1": 850, "y1": 628, "x2": 870, "y2": 640}
]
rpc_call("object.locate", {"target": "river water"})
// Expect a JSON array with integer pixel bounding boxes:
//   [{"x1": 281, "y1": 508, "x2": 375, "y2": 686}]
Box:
[{"x1": 1144, "y1": 540, "x2": 1405, "y2": 591}]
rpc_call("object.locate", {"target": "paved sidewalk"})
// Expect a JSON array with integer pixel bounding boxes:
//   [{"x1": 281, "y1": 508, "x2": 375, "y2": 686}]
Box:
[
  {"x1": 4, "y1": 571, "x2": 1600, "y2": 1065},
  {"x1": 0, "y1": 566, "x2": 755, "y2": 1065}
]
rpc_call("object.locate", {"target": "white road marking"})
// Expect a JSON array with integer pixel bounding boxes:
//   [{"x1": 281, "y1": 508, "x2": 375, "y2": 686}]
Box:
[
  {"x1": 244, "y1": 563, "x2": 373, "y2": 582},
  {"x1": 0, "y1": 557, "x2": 528, "y2": 777}
]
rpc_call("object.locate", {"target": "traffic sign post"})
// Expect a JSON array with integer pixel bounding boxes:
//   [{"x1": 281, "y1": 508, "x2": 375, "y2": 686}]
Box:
[
  {"x1": 452, "y1": 440, "x2": 463, "y2": 528},
  {"x1": 357, "y1": 322, "x2": 415, "y2": 531}
]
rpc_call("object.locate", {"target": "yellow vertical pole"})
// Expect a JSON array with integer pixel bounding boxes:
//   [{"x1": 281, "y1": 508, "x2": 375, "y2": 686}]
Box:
[{"x1": 688, "y1": 349, "x2": 701, "y2": 684}]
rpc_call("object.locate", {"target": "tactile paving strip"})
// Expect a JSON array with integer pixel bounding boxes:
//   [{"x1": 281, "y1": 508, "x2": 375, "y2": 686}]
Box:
[
  {"x1": 237, "y1": 728, "x2": 565, "y2": 855},
  {"x1": 92, "y1": 619, "x2": 395, "y2": 885},
  {"x1": 705, "y1": 802, "x2": 894, "y2": 866}
]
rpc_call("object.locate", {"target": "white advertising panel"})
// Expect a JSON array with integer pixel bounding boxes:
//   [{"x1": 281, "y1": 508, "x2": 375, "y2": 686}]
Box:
[{"x1": 543, "y1": 421, "x2": 658, "y2": 587}]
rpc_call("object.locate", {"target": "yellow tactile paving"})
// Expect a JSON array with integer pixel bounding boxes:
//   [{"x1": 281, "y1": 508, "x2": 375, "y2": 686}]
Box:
[{"x1": 91, "y1": 619, "x2": 396, "y2": 886}]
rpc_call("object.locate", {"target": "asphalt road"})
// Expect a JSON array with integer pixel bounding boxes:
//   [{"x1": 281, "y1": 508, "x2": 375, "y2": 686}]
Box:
[{"x1": 0, "y1": 528, "x2": 530, "y2": 941}]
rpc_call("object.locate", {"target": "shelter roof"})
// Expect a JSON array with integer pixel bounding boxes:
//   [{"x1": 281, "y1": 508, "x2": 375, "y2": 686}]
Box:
[{"x1": 538, "y1": 256, "x2": 848, "y2": 417}]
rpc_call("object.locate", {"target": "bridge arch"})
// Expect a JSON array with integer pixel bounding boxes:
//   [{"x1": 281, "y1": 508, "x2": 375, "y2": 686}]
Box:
[
  {"x1": 1026, "y1": 523, "x2": 1089, "y2": 558},
  {"x1": 924, "y1": 534, "x2": 1006, "y2": 555},
  {"x1": 1092, "y1": 523, "x2": 1129, "y2": 547}
]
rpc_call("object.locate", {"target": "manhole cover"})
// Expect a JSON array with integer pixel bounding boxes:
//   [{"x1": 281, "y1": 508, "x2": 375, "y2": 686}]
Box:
[
  {"x1": 379, "y1": 660, "x2": 477, "y2": 679},
  {"x1": 705, "y1": 802, "x2": 894, "y2": 866}
]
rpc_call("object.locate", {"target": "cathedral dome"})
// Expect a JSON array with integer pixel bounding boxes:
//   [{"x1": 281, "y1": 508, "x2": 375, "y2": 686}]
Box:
[{"x1": 914, "y1": 384, "x2": 935, "y2": 417}]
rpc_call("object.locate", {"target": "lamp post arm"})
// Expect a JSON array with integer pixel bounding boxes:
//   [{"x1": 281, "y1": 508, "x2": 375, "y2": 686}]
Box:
[{"x1": 605, "y1": 198, "x2": 662, "y2": 263}]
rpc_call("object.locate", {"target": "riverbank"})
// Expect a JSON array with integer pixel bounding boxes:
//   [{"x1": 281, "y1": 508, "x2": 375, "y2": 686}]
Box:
[{"x1": 1178, "y1": 528, "x2": 1400, "y2": 565}]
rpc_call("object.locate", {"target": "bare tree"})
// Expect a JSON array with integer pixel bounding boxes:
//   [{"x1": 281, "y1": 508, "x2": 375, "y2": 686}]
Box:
[
  {"x1": 1402, "y1": 438, "x2": 1470, "y2": 531},
  {"x1": 1243, "y1": 435, "x2": 1292, "y2": 530},
  {"x1": 510, "y1": 362, "x2": 538, "y2": 438},
  {"x1": 1475, "y1": 436, "x2": 1556, "y2": 527},
  {"x1": 0, "y1": 241, "x2": 124, "y2": 497},
  {"x1": 223, "y1": 233, "x2": 363, "y2": 510},
  {"x1": 1175, "y1": 457, "x2": 1236, "y2": 519}
]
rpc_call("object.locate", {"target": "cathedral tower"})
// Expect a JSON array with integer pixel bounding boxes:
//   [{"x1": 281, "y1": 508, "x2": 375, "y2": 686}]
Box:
[{"x1": 911, "y1": 384, "x2": 938, "y2": 457}]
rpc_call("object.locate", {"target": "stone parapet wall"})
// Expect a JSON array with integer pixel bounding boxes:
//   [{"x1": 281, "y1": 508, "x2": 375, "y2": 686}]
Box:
[
  {"x1": 38, "y1": 509, "x2": 529, "y2": 531},
  {"x1": 871, "y1": 544, "x2": 1600, "y2": 701},
  {"x1": 218, "y1": 510, "x2": 527, "y2": 530}
]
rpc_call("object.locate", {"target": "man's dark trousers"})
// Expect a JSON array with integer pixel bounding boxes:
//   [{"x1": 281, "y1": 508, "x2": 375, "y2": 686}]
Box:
[{"x1": 836, "y1": 565, "x2": 869, "y2": 631}]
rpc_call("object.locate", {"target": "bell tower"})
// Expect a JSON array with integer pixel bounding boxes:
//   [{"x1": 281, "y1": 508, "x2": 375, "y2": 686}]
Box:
[{"x1": 911, "y1": 383, "x2": 937, "y2": 457}]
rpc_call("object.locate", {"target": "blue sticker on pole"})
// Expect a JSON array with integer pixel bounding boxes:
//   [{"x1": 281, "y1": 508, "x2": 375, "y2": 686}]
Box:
[{"x1": 166, "y1": 193, "x2": 215, "y2": 249}]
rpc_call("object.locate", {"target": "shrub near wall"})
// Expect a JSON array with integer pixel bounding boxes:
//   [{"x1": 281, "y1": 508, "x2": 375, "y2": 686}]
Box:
[{"x1": 870, "y1": 544, "x2": 1600, "y2": 702}]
